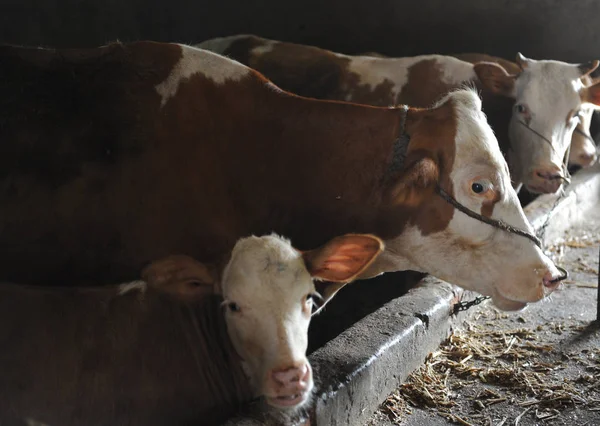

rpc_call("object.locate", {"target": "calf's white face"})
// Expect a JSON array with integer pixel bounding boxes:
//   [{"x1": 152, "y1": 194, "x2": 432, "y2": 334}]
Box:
[
  {"x1": 475, "y1": 54, "x2": 600, "y2": 194},
  {"x1": 220, "y1": 233, "x2": 382, "y2": 409},
  {"x1": 367, "y1": 90, "x2": 563, "y2": 311}
]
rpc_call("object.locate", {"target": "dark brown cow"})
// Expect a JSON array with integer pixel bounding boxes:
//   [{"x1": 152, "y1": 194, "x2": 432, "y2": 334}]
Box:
[
  {"x1": 0, "y1": 41, "x2": 560, "y2": 310},
  {"x1": 198, "y1": 35, "x2": 600, "y2": 193},
  {"x1": 0, "y1": 264, "x2": 251, "y2": 426}
]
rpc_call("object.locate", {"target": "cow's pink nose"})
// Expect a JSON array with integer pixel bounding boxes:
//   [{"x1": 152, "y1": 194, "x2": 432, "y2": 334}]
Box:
[
  {"x1": 542, "y1": 270, "x2": 560, "y2": 291},
  {"x1": 535, "y1": 165, "x2": 563, "y2": 181},
  {"x1": 271, "y1": 363, "x2": 310, "y2": 388}
]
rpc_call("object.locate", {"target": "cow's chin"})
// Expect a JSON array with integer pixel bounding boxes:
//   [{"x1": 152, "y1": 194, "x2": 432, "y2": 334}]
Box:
[
  {"x1": 491, "y1": 293, "x2": 529, "y2": 311},
  {"x1": 265, "y1": 389, "x2": 312, "y2": 410}
]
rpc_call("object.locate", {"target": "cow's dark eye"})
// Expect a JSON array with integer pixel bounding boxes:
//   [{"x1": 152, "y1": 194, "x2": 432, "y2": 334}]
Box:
[
  {"x1": 472, "y1": 182, "x2": 484, "y2": 193},
  {"x1": 228, "y1": 302, "x2": 241, "y2": 313},
  {"x1": 516, "y1": 104, "x2": 527, "y2": 114}
]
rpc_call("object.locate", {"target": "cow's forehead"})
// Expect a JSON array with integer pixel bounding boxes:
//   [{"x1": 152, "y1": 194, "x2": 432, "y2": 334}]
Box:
[
  {"x1": 516, "y1": 60, "x2": 583, "y2": 102},
  {"x1": 222, "y1": 235, "x2": 311, "y2": 299}
]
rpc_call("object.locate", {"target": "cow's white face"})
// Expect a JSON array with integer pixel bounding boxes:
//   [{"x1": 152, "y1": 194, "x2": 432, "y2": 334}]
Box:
[
  {"x1": 366, "y1": 90, "x2": 562, "y2": 310},
  {"x1": 508, "y1": 56, "x2": 596, "y2": 193},
  {"x1": 475, "y1": 54, "x2": 600, "y2": 194},
  {"x1": 220, "y1": 233, "x2": 382, "y2": 409}
]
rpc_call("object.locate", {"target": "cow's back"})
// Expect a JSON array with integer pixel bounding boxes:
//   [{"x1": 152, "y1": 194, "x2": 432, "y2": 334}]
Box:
[
  {"x1": 0, "y1": 41, "x2": 403, "y2": 286},
  {"x1": 201, "y1": 34, "x2": 352, "y2": 100},
  {"x1": 0, "y1": 284, "x2": 250, "y2": 425},
  {"x1": 199, "y1": 35, "x2": 476, "y2": 108}
]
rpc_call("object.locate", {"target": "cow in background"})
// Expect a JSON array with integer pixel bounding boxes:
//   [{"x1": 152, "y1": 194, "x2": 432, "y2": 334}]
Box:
[{"x1": 198, "y1": 35, "x2": 600, "y2": 193}]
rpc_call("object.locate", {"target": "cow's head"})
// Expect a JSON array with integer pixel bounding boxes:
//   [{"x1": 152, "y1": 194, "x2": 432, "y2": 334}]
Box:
[
  {"x1": 220, "y1": 233, "x2": 382, "y2": 409},
  {"x1": 365, "y1": 90, "x2": 563, "y2": 311},
  {"x1": 569, "y1": 107, "x2": 597, "y2": 168},
  {"x1": 474, "y1": 54, "x2": 600, "y2": 193}
]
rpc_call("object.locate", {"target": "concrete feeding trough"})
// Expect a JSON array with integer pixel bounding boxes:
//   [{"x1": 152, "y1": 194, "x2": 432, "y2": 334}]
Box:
[{"x1": 226, "y1": 163, "x2": 600, "y2": 426}]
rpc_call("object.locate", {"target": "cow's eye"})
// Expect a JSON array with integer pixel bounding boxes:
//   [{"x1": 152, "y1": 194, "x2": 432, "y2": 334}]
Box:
[
  {"x1": 515, "y1": 104, "x2": 527, "y2": 114},
  {"x1": 472, "y1": 183, "x2": 484, "y2": 193},
  {"x1": 228, "y1": 302, "x2": 241, "y2": 313},
  {"x1": 471, "y1": 180, "x2": 492, "y2": 195}
]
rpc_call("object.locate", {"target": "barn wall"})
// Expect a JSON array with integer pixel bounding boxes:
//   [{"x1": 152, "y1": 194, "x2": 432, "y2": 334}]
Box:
[{"x1": 1, "y1": 0, "x2": 598, "y2": 62}]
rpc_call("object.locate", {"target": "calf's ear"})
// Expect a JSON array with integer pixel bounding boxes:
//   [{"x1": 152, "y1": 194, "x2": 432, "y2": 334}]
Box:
[
  {"x1": 386, "y1": 150, "x2": 439, "y2": 207},
  {"x1": 142, "y1": 255, "x2": 217, "y2": 301},
  {"x1": 302, "y1": 234, "x2": 384, "y2": 308},
  {"x1": 473, "y1": 62, "x2": 516, "y2": 98}
]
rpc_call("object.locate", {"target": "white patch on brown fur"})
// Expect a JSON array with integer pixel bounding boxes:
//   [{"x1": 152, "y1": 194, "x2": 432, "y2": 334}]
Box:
[
  {"x1": 344, "y1": 54, "x2": 475, "y2": 102},
  {"x1": 117, "y1": 280, "x2": 147, "y2": 295},
  {"x1": 252, "y1": 40, "x2": 276, "y2": 56},
  {"x1": 155, "y1": 44, "x2": 250, "y2": 107}
]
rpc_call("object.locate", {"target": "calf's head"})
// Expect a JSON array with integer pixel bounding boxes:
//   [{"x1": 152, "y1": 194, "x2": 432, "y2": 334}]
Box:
[
  {"x1": 374, "y1": 90, "x2": 563, "y2": 311},
  {"x1": 474, "y1": 54, "x2": 600, "y2": 193},
  {"x1": 144, "y1": 234, "x2": 382, "y2": 411},
  {"x1": 220, "y1": 233, "x2": 383, "y2": 409}
]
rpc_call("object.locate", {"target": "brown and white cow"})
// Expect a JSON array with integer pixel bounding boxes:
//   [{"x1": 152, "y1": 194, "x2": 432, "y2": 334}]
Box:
[
  {"x1": 0, "y1": 233, "x2": 382, "y2": 425},
  {"x1": 0, "y1": 41, "x2": 561, "y2": 310},
  {"x1": 197, "y1": 35, "x2": 600, "y2": 193}
]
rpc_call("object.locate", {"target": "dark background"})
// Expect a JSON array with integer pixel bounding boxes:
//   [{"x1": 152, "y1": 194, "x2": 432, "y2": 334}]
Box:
[{"x1": 1, "y1": 0, "x2": 598, "y2": 62}]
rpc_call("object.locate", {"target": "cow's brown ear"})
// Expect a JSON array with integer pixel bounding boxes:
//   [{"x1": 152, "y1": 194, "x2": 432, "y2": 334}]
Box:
[
  {"x1": 473, "y1": 62, "x2": 517, "y2": 98},
  {"x1": 302, "y1": 234, "x2": 384, "y2": 307},
  {"x1": 582, "y1": 80, "x2": 600, "y2": 107},
  {"x1": 386, "y1": 151, "x2": 439, "y2": 207},
  {"x1": 141, "y1": 255, "x2": 217, "y2": 301}
]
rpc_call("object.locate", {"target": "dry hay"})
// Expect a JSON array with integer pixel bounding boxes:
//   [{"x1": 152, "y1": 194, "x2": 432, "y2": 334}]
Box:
[
  {"x1": 546, "y1": 235, "x2": 600, "y2": 277},
  {"x1": 381, "y1": 320, "x2": 600, "y2": 425}
]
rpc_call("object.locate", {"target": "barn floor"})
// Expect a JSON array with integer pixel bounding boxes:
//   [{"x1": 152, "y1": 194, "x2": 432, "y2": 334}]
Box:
[{"x1": 366, "y1": 204, "x2": 600, "y2": 425}]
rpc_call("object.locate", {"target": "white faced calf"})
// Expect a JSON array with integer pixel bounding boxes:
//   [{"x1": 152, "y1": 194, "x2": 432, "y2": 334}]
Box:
[{"x1": 218, "y1": 233, "x2": 383, "y2": 408}]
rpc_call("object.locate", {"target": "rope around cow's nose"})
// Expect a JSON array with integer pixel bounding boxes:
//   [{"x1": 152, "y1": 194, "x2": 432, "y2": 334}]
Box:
[{"x1": 550, "y1": 266, "x2": 569, "y2": 284}]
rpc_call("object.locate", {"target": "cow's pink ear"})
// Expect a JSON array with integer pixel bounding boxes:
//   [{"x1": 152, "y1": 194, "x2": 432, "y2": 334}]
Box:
[
  {"x1": 302, "y1": 234, "x2": 383, "y2": 309},
  {"x1": 474, "y1": 62, "x2": 516, "y2": 98},
  {"x1": 583, "y1": 80, "x2": 600, "y2": 107},
  {"x1": 302, "y1": 234, "x2": 383, "y2": 283},
  {"x1": 386, "y1": 152, "x2": 439, "y2": 207},
  {"x1": 142, "y1": 255, "x2": 217, "y2": 301}
]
